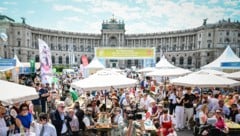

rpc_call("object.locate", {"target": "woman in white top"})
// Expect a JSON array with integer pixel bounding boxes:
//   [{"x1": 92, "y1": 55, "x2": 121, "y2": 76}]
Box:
[{"x1": 199, "y1": 104, "x2": 208, "y2": 125}]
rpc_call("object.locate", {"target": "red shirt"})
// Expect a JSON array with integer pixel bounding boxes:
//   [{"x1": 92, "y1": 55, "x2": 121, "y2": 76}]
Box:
[{"x1": 215, "y1": 117, "x2": 225, "y2": 130}]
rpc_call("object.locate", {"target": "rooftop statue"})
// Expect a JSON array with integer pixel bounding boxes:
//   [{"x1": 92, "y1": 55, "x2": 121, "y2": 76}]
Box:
[
  {"x1": 109, "y1": 14, "x2": 117, "y2": 23},
  {"x1": 203, "y1": 18, "x2": 208, "y2": 25}
]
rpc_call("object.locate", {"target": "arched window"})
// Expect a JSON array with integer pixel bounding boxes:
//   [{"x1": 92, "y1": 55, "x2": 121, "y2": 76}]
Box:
[
  {"x1": 59, "y1": 56, "x2": 62, "y2": 64},
  {"x1": 179, "y1": 57, "x2": 184, "y2": 65},
  {"x1": 171, "y1": 57, "x2": 176, "y2": 64},
  {"x1": 66, "y1": 56, "x2": 69, "y2": 64},
  {"x1": 35, "y1": 55, "x2": 39, "y2": 62},
  {"x1": 51, "y1": 56, "x2": 55, "y2": 64},
  {"x1": 187, "y1": 56, "x2": 192, "y2": 65}
]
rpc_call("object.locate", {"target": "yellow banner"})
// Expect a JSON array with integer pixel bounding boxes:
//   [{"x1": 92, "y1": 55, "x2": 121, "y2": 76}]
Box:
[{"x1": 95, "y1": 48, "x2": 155, "y2": 59}]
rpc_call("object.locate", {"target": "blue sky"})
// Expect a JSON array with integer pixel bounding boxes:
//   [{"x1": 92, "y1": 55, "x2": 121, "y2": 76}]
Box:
[{"x1": 0, "y1": 0, "x2": 240, "y2": 34}]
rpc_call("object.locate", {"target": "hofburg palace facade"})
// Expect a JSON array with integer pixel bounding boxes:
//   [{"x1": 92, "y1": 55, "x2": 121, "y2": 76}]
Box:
[{"x1": 0, "y1": 15, "x2": 240, "y2": 69}]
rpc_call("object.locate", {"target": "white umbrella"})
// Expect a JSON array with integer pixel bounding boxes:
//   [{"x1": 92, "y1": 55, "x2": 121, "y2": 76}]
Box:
[
  {"x1": 171, "y1": 72, "x2": 240, "y2": 88},
  {"x1": 146, "y1": 68, "x2": 192, "y2": 77},
  {"x1": 0, "y1": 80, "x2": 39, "y2": 105},
  {"x1": 155, "y1": 55, "x2": 176, "y2": 68},
  {"x1": 196, "y1": 69, "x2": 226, "y2": 76},
  {"x1": 71, "y1": 70, "x2": 138, "y2": 91},
  {"x1": 100, "y1": 68, "x2": 123, "y2": 73},
  {"x1": 137, "y1": 67, "x2": 156, "y2": 73},
  {"x1": 225, "y1": 71, "x2": 240, "y2": 80},
  {"x1": 86, "y1": 57, "x2": 105, "y2": 69}
]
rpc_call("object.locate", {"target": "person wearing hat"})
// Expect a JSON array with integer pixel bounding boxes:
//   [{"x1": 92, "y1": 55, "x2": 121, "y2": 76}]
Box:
[
  {"x1": 0, "y1": 106, "x2": 15, "y2": 136},
  {"x1": 50, "y1": 101, "x2": 72, "y2": 136}
]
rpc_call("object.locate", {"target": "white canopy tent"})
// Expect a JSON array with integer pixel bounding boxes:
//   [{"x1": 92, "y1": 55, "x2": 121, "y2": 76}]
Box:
[
  {"x1": 225, "y1": 71, "x2": 240, "y2": 80},
  {"x1": 196, "y1": 69, "x2": 227, "y2": 76},
  {"x1": 201, "y1": 46, "x2": 240, "y2": 70},
  {"x1": 171, "y1": 72, "x2": 240, "y2": 88},
  {"x1": 86, "y1": 58, "x2": 105, "y2": 69},
  {"x1": 155, "y1": 55, "x2": 176, "y2": 69},
  {"x1": 100, "y1": 68, "x2": 124, "y2": 73},
  {"x1": 86, "y1": 57, "x2": 105, "y2": 75},
  {"x1": 146, "y1": 68, "x2": 192, "y2": 77},
  {"x1": 0, "y1": 55, "x2": 22, "y2": 72},
  {"x1": 71, "y1": 70, "x2": 138, "y2": 91},
  {"x1": 0, "y1": 80, "x2": 39, "y2": 105},
  {"x1": 0, "y1": 66, "x2": 14, "y2": 72},
  {"x1": 137, "y1": 67, "x2": 156, "y2": 73},
  {"x1": 13, "y1": 54, "x2": 24, "y2": 67}
]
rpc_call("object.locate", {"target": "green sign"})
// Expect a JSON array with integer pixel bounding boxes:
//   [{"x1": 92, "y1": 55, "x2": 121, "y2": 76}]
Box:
[{"x1": 30, "y1": 59, "x2": 35, "y2": 73}]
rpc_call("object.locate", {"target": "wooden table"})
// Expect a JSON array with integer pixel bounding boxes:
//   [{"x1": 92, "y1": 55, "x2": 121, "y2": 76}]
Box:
[
  {"x1": 96, "y1": 124, "x2": 112, "y2": 136},
  {"x1": 225, "y1": 121, "x2": 240, "y2": 136}
]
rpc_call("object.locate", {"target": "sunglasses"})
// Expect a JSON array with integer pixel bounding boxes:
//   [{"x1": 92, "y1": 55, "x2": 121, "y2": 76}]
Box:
[
  {"x1": 60, "y1": 106, "x2": 65, "y2": 108},
  {"x1": 22, "y1": 108, "x2": 28, "y2": 111}
]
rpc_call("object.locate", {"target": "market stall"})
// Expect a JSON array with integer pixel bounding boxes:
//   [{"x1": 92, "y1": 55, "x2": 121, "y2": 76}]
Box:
[
  {"x1": 171, "y1": 72, "x2": 240, "y2": 88},
  {"x1": 0, "y1": 79, "x2": 39, "y2": 105},
  {"x1": 71, "y1": 70, "x2": 137, "y2": 91}
]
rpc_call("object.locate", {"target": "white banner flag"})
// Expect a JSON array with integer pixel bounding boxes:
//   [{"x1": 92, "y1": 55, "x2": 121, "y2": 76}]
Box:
[{"x1": 38, "y1": 39, "x2": 52, "y2": 84}]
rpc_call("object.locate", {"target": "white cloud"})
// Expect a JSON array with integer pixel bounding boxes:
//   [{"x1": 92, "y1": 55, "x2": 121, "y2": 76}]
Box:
[
  {"x1": 224, "y1": 0, "x2": 239, "y2": 6},
  {"x1": 209, "y1": 0, "x2": 218, "y2": 4},
  {"x1": 89, "y1": 1, "x2": 142, "y2": 21},
  {"x1": 63, "y1": 16, "x2": 82, "y2": 22},
  {"x1": 27, "y1": 10, "x2": 35, "y2": 14},
  {"x1": 126, "y1": 22, "x2": 160, "y2": 34},
  {"x1": 142, "y1": 1, "x2": 227, "y2": 31},
  {"x1": 0, "y1": 7, "x2": 7, "y2": 12},
  {"x1": 53, "y1": 5, "x2": 84, "y2": 13},
  {"x1": 3, "y1": 1, "x2": 17, "y2": 5}
]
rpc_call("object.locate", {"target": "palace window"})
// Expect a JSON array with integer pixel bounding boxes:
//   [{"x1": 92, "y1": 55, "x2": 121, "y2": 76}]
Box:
[
  {"x1": 173, "y1": 45, "x2": 176, "y2": 51},
  {"x1": 58, "y1": 44, "x2": 62, "y2": 51},
  {"x1": 58, "y1": 56, "x2": 62, "y2": 64},
  {"x1": 181, "y1": 44, "x2": 184, "y2": 51},
  {"x1": 17, "y1": 40, "x2": 21, "y2": 47},
  {"x1": 208, "y1": 33, "x2": 211, "y2": 37},
  {"x1": 187, "y1": 56, "x2": 192, "y2": 65},
  {"x1": 35, "y1": 55, "x2": 39, "y2": 62},
  {"x1": 179, "y1": 57, "x2": 184, "y2": 65},
  {"x1": 52, "y1": 56, "x2": 55, "y2": 64},
  {"x1": 66, "y1": 56, "x2": 69, "y2": 64},
  {"x1": 171, "y1": 57, "x2": 176, "y2": 64},
  {"x1": 226, "y1": 31, "x2": 229, "y2": 36}
]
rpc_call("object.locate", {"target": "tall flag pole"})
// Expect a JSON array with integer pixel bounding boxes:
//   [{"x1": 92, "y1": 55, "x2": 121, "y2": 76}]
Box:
[{"x1": 38, "y1": 39, "x2": 52, "y2": 84}]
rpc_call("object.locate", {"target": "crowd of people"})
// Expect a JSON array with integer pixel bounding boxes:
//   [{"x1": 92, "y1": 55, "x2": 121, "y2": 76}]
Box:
[{"x1": 0, "y1": 72, "x2": 240, "y2": 136}]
